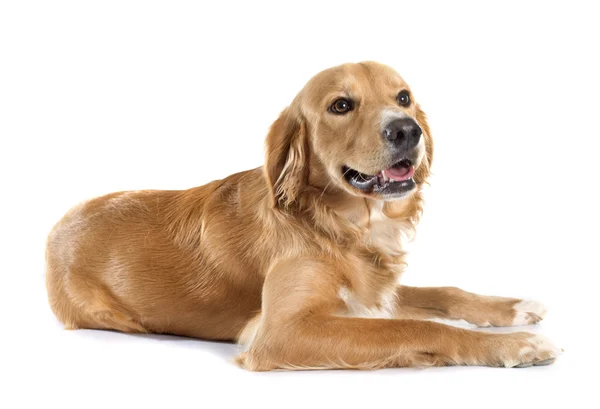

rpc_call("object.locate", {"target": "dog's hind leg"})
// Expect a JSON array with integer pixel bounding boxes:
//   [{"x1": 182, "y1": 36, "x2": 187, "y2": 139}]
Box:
[{"x1": 47, "y1": 262, "x2": 146, "y2": 334}]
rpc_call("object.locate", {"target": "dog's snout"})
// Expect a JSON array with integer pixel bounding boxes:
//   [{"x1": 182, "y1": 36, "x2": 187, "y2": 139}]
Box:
[{"x1": 383, "y1": 118, "x2": 422, "y2": 146}]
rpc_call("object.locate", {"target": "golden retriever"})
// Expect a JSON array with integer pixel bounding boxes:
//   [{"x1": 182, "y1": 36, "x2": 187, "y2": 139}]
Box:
[{"x1": 46, "y1": 62, "x2": 560, "y2": 370}]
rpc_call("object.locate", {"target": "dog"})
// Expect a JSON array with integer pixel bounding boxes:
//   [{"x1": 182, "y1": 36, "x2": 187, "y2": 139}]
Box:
[{"x1": 46, "y1": 62, "x2": 560, "y2": 370}]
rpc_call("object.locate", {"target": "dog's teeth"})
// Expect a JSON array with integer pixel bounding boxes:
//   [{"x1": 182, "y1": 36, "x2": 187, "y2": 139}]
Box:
[{"x1": 382, "y1": 170, "x2": 389, "y2": 182}]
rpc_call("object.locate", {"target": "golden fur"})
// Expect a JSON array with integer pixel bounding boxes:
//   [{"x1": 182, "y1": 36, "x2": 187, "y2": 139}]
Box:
[{"x1": 46, "y1": 62, "x2": 559, "y2": 370}]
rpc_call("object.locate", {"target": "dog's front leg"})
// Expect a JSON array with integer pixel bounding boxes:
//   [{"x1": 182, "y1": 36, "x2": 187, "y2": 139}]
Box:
[
  {"x1": 394, "y1": 286, "x2": 547, "y2": 327},
  {"x1": 236, "y1": 259, "x2": 560, "y2": 371}
]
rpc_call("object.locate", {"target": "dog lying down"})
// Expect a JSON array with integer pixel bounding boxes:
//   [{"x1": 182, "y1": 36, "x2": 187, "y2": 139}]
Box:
[{"x1": 46, "y1": 62, "x2": 560, "y2": 370}]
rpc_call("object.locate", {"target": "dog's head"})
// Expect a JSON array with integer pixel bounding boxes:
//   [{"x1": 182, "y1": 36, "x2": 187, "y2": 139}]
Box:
[{"x1": 265, "y1": 62, "x2": 433, "y2": 208}]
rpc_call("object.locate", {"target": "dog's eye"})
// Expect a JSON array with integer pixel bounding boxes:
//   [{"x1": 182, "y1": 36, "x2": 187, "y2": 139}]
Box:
[
  {"x1": 329, "y1": 98, "x2": 353, "y2": 114},
  {"x1": 396, "y1": 91, "x2": 411, "y2": 107}
]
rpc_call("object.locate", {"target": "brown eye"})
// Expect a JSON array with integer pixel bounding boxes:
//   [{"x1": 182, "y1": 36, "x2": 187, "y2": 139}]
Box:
[
  {"x1": 397, "y1": 91, "x2": 411, "y2": 107},
  {"x1": 330, "y1": 98, "x2": 353, "y2": 114}
]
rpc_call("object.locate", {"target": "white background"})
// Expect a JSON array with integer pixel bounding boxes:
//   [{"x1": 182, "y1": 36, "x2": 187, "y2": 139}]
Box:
[{"x1": 1, "y1": 1, "x2": 599, "y2": 408}]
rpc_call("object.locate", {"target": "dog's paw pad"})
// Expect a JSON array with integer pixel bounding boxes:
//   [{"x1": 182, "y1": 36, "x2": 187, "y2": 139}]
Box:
[{"x1": 533, "y1": 358, "x2": 556, "y2": 366}]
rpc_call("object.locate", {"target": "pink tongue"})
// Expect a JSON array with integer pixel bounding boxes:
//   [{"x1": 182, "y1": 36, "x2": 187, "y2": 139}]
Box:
[{"x1": 383, "y1": 165, "x2": 415, "y2": 181}]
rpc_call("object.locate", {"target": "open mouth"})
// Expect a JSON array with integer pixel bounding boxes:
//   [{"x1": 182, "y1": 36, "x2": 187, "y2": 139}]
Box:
[{"x1": 342, "y1": 158, "x2": 416, "y2": 197}]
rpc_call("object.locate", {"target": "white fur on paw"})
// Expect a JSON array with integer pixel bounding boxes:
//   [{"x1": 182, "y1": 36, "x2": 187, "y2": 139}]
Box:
[
  {"x1": 513, "y1": 334, "x2": 561, "y2": 367},
  {"x1": 501, "y1": 334, "x2": 561, "y2": 368},
  {"x1": 512, "y1": 300, "x2": 547, "y2": 326}
]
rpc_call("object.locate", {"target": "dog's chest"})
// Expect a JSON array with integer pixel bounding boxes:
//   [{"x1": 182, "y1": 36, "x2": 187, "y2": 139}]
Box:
[
  {"x1": 333, "y1": 202, "x2": 410, "y2": 319},
  {"x1": 337, "y1": 285, "x2": 398, "y2": 319}
]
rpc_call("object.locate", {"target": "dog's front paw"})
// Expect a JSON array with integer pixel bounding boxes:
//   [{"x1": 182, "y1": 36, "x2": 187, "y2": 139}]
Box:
[
  {"x1": 474, "y1": 332, "x2": 561, "y2": 368},
  {"x1": 511, "y1": 300, "x2": 547, "y2": 326},
  {"x1": 461, "y1": 296, "x2": 548, "y2": 328},
  {"x1": 500, "y1": 333, "x2": 561, "y2": 368}
]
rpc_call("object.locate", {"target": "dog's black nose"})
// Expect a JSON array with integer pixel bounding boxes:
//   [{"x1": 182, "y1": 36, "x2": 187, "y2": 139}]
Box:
[{"x1": 383, "y1": 118, "x2": 422, "y2": 146}]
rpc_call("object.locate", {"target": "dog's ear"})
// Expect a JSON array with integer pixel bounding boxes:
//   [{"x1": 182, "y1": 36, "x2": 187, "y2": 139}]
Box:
[
  {"x1": 264, "y1": 108, "x2": 309, "y2": 209},
  {"x1": 414, "y1": 104, "x2": 434, "y2": 184}
]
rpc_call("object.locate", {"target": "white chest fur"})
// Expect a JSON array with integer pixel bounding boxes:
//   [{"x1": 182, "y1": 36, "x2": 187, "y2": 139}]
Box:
[{"x1": 337, "y1": 286, "x2": 398, "y2": 319}]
